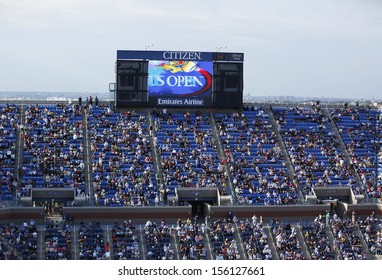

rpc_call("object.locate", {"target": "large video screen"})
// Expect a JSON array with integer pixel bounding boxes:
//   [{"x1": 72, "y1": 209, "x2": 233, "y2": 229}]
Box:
[{"x1": 148, "y1": 60, "x2": 213, "y2": 106}]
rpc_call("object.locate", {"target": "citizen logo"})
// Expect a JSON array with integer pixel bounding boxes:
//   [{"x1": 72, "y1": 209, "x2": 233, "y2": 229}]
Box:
[{"x1": 163, "y1": 51, "x2": 202, "y2": 60}]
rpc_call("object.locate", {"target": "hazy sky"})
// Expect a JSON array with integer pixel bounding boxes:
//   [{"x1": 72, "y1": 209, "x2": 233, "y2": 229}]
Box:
[{"x1": 1, "y1": 0, "x2": 381, "y2": 99}]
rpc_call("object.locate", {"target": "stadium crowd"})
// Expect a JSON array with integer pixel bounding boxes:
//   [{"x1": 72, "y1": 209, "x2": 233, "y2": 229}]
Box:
[
  {"x1": 0, "y1": 220, "x2": 38, "y2": 260},
  {"x1": 44, "y1": 219, "x2": 72, "y2": 260},
  {"x1": 0, "y1": 104, "x2": 19, "y2": 205},
  {"x1": 301, "y1": 214, "x2": 337, "y2": 260},
  {"x1": 153, "y1": 110, "x2": 228, "y2": 198},
  {"x1": 209, "y1": 218, "x2": 241, "y2": 260},
  {"x1": 89, "y1": 106, "x2": 158, "y2": 206},
  {"x1": 271, "y1": 220, "x2": 305, "y2": 260},
  {"x1": 176, "y1": 218, "x2": 207, "y2": 260},
  {"x1": 0, "y1": 213, "x2": 382, "y2": 259},
  {"x1": 330, "y1": 214, "x2": 367, "y2": 260},
  {"x1": 331, "y1": 106, "x2": 381, "y2": 200},
  {"x1": 1, "y1": 99, "x2": 382, "y2": 261},
  {"x1": 273, "y1": 104, "x2": 358, "y2": 196},
  {"x1": 0, "y1": 100, "x2": 379, "y2": 209},
  {"x1": 111, "y1": 220, "x2": 140, "y2": 259},
  {"x1": 144, "y1": 219, "x2": 174, "y2": 260},
  {"x1": 358, "y1": 212, "x2": 382, "y2": 256},
  {"x1": 238, "y1": 215, "x2": 272, "y2": 259},
  {"x1": 215, "y1": 108, "x2": 297, "y2": 205},
  {"x1": 78, "y1": 220, "x2": 106, "y2": 260},
  {"x1": 21, "y1": 104, "x2": 85, "y2": 198}
]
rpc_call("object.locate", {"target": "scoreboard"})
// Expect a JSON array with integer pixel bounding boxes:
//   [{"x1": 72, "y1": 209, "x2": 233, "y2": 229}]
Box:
[{"x1": 115, "y1": 50, "x2": 243, "y2": 109}]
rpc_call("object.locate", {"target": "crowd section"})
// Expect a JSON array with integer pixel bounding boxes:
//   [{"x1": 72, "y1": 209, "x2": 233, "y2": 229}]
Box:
[
  {"x1": 1, "y1": 213, "x2": 382, "y2": 259},
  {"x1": 45, "y1": 220, "x2": 72, "y2": 260},
  {"x1": 271, "y1": 220, "x2": 305, "y2": 260},
  {"x1": 111, "y1": 220, "x2": 140, "y2": 259},
  {"x1": 176, "y1": 218, "x2": 207, "y2": 260},
  {"x1": 0, "y1": 241, "x2": 18, "y2": 260},
  {"x1": 2, "y1": 100, "x2": 382, "y2": 261},
  {"x1": 238, "y1": 216, "x2": 272, "y2": 259},
  {"x1": 21, "y1": 104, "x2": 85, "y2": 198},
  {"x1": 215, "y1": 108, "x2": 297, "y2": 205},
  {"x1": 0, "y1": 102, "x2": 380, "y2": 208},
  {"x1": 88, "y1": 106, "x2": 158, "y2": 206},
  {"x1": 358, "y1": 212, "x2": 382, "y2": 256},
  {"x1": 331, "y1": 106, "x2": 381, "y2": 199},
  {"x1": 273, "y1": 105, "x2": 358, "y2": 196},
  {"x1": 0, "y1": 104, "x2": 19, "y2": 204},
  {"x1": 144, "y1": 219, "x2": 174, "y2": 260},
  {"x1": 301, "y1": 214, "x2": 337, "y2": 259},
  {"x1": 208, "y1": 218, "x2": 241, "y2": 260},
  {"x1": 78, "y1": 220, "x2": 106, "y2": 260},
  {"x1": 330, "y1": 215, "x2": 367, "y2": 259},
  {"x1": 0, "y1": 220, "x2": 38, "y2": 260},
  {"x1": 153, "y1": 110, "x2": 228, "y2": 198}
]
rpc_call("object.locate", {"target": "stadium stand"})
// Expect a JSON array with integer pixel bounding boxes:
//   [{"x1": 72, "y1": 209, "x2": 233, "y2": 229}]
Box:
[
  {"x1": 176, "y1": 218, "x2": 207, "y2": 260},
  {"x1": 88, "y1": 106, "x2": 157, "y2": 207},
  {"x1": 300, "y1": 214, "x2": 337, "y2": 260},
  {"x1": 358, "y1": 212, "x2": 382, "y2": 257},
  {"x1": 0, "y1": 99, "x2": 382, "y2": 260},
  {"x1": 330, "y1": 215, "x2": 367, "y2": 259},
  {"x1": 208, "y1": 218, "x2": 241, "y2": 260},
  {"x1": 153, "y1": 109, "x2": 228, "y2": 199},
  {"x1": 331, "y1": 106, "x2": 380, "y2": 198},
  {"x1": 78, "y1": 220, "x2": 106, "y2": 260},
  {"x1": 0, "y1": 220, "x2": 38, "y2": 260},
  {"x1": 215, "y1": 108, "x2": 297, "y2": 205},
  {"x1": 237, "y1": 216, "x2": 273, "y2": 260},
  {"x1": 44, "y1": 219, "x2": 72, "y2": 260},
  {"x1": 271, "y1": 220, "x2": 305, "y2": 260},
  {"x1": 273, "y1": 104, "x2": 358, "y2": 196},
  {"x1": 0, "y1": 104, "x2": 19, "y2": 204},
  {"x1": 21, "y1": 104, "x2": 85, "y2": 198},
  {"x1": 111, "y1": 220, "x2": 140, "y2": 259},
  {"x1": 144, "y1": 219, "x2": 174, "y2": 260}
]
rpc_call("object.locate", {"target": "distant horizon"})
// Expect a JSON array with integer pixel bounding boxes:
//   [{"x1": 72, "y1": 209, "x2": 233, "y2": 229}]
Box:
[{"x1": 0, "y1": 91, "x2": 381, "y2": 104}]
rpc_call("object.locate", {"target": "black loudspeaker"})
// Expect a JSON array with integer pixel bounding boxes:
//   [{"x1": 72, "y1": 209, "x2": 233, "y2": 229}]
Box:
[
  {"x1": 116, "y1": 60, "x2": 148, "y2": 107},
  {"x1": 213, "y1": 62, "x2": 243, "y2": 109}
]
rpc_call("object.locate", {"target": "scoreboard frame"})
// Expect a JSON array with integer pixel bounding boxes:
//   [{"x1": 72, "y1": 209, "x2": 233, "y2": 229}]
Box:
[{"x1": 115, "y1": 50, "x2": 244, "y2": 109}]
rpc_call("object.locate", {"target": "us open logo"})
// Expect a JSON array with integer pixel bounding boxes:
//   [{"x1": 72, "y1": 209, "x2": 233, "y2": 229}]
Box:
[{"x1": 148, "y1": 60, "x2": 212, "y2": 97}]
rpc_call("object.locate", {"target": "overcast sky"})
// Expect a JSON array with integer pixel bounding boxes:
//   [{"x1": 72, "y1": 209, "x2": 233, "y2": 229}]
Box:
[{"x1": 1, "y1": 0, "x2": 381, "y2": 99}]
